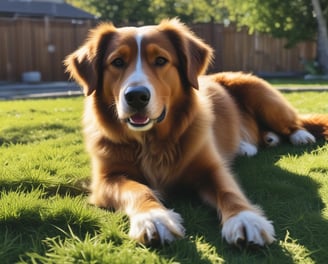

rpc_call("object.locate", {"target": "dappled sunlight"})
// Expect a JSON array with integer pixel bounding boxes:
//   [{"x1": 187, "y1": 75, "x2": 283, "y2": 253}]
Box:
[
  {"x1": 275, "y1": 144, "x2": 328, "y2": 176},
  {"x1": 275, "y1": 144, "x2": 328, "y2": 211},
  {"x1": 279, "y1": 231, "x2": 315, "y2": 264}
]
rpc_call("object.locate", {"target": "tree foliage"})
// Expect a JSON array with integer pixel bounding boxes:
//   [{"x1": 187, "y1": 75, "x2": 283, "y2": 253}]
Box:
[
  {"x1": 149, "y1": 0, "x2": 228, "y2": 23},
  {"x1": 66, "y1": 0, "x2": 155, "y2": 24},
  {"x1": 66, "y1": 0, "x2": 228, "y2": 24},
  {"x1": 221, "y1": 0, "x2": 320, "y2": 47}
]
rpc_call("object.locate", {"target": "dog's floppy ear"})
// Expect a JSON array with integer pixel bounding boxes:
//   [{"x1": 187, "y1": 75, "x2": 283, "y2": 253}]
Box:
[
  {"x1": 64, "y1": 24, "x2": 117, "y2": 96},
  {"x1": 159, "y1": 19, "x2": 213, "y2": 89}
]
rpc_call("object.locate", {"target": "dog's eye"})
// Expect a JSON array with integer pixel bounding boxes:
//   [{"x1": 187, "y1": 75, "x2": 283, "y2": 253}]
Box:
[
  {"x1": 111, "y1": 58, "x2": 125, "y2": 68},
  {"x1": 154, "y1": 57, "x2": 168, "y2": 67}
]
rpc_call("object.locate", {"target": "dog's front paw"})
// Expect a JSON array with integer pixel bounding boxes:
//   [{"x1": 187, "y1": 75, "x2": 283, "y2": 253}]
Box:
[
  {"x1": 222, "y1": 211, "x2": 275, "y2": 247},
  {"x1": 129, "y1": 208, "x2": 185, "y2": 245}
]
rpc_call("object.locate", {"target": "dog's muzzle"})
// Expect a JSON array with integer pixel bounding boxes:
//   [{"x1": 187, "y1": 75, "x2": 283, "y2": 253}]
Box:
[{"x1": 123, "y1": 86, "x2": 166, "y2": 131}]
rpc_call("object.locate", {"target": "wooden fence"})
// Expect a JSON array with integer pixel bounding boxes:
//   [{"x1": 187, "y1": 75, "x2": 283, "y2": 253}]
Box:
[
  {"x1": 191, "y1": 23, "x2": 316, "y2": 75},
  {"x1": 0, "y1": 18, "x2": 316, "y2": 82},
  {"x1": 0, "y1": 17, "x2": 96, "y2": 82}
]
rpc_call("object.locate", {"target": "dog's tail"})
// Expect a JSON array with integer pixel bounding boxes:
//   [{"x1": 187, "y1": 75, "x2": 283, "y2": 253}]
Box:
[{"x1": 300, "y1": 114, "x2": 328, "y2": 140}]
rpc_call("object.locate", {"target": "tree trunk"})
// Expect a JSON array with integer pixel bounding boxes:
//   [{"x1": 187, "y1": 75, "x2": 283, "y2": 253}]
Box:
[{"x1": 311, "y1": 0, "x2": 328, "y2": 74}]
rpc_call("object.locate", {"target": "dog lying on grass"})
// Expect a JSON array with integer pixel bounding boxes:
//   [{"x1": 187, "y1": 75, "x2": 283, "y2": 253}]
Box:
[{"x1": 65, "y1": 19, "x2": 328, "y2": 247}]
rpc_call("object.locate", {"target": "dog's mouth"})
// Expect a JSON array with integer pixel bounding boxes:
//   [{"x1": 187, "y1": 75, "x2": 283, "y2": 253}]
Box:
[
  {"x1": 125, "y1": 108, "x2": 166, "y2": 131},
  {"x1": 128, "y1": 114, "x2": 150, "y2": 126}
]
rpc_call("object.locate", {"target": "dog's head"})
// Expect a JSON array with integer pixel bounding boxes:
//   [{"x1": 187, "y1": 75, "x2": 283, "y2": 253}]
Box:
[{"x1": 65, "y1": 19, "x2": 213, "y2": 132}]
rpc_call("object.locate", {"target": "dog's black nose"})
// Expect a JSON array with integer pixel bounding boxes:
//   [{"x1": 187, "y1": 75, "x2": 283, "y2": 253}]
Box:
[{"x1": 124, "y1": 86, "x2": 150, "y2": 110}]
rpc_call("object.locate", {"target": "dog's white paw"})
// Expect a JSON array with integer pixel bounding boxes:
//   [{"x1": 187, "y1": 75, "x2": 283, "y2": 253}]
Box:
[
  {"x1": 129, "y1": 208, "x2": 185, "y2": 245},
  {"x1": 238, "y1": 141, "x2": 258, "y2": 156},
  {"x1": 222, "y1": 211, "x2": 275, "y2": 247},
  {"x1": 264, "y1": 132, "x2": 280, "y2": 147},
  {"x1": 290, "y1": 129, "x2": 316, "y2": 145}
]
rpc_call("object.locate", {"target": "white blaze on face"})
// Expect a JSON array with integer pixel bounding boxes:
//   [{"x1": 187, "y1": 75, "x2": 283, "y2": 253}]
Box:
[
  {"x1": 117, "y1": 29, "x2": 154, "y2": 118},
  {"x1": 124, "y1": 33, "x2": 148, "y2": 86}
]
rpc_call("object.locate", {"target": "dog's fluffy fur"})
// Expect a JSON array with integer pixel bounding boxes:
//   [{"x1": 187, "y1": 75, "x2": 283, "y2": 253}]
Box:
[{"x1": 65, "y1": 19, "x2": 328, "y2": 247}]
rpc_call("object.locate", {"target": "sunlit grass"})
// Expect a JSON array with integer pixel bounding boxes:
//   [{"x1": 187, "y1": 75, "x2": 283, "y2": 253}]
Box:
[{"x1": 1, "y1": 94, "x2": 328, "y2": 263}]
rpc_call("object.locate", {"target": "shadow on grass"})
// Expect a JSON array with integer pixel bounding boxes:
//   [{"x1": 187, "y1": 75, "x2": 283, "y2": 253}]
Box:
[
  {"x1": 0, "y1": 123, "x2": 78, "y2": 146},
  {"x1": 155, "y1": 141, "x2": 328, "y2": 263},
  {"x1": 0, "y1": 205, "x2": 101, "y2": 264}
]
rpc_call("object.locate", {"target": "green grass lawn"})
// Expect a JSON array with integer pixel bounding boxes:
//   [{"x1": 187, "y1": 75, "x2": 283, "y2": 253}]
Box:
[{"x1": 1, "y1": 92, "x2": 328, "y2": 264}]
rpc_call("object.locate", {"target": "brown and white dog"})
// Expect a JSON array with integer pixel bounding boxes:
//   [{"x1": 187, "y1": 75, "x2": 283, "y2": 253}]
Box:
[{"x1": 65, "y1": 19, "x2": 328, "y2": 247}]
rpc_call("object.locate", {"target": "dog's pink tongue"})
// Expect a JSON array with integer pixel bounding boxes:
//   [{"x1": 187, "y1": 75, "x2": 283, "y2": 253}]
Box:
[{"x1": 129, "y1": 114, "x2": 149, "y2": 125}]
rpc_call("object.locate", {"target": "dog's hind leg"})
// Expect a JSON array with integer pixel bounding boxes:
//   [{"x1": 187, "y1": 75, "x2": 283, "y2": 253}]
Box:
[
  {"x1": 256, "y1": 97, "x2": 316, "y2": 145},
  {"x1": 213, "y1": 72, "x2": 316, "y2": 146}
]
